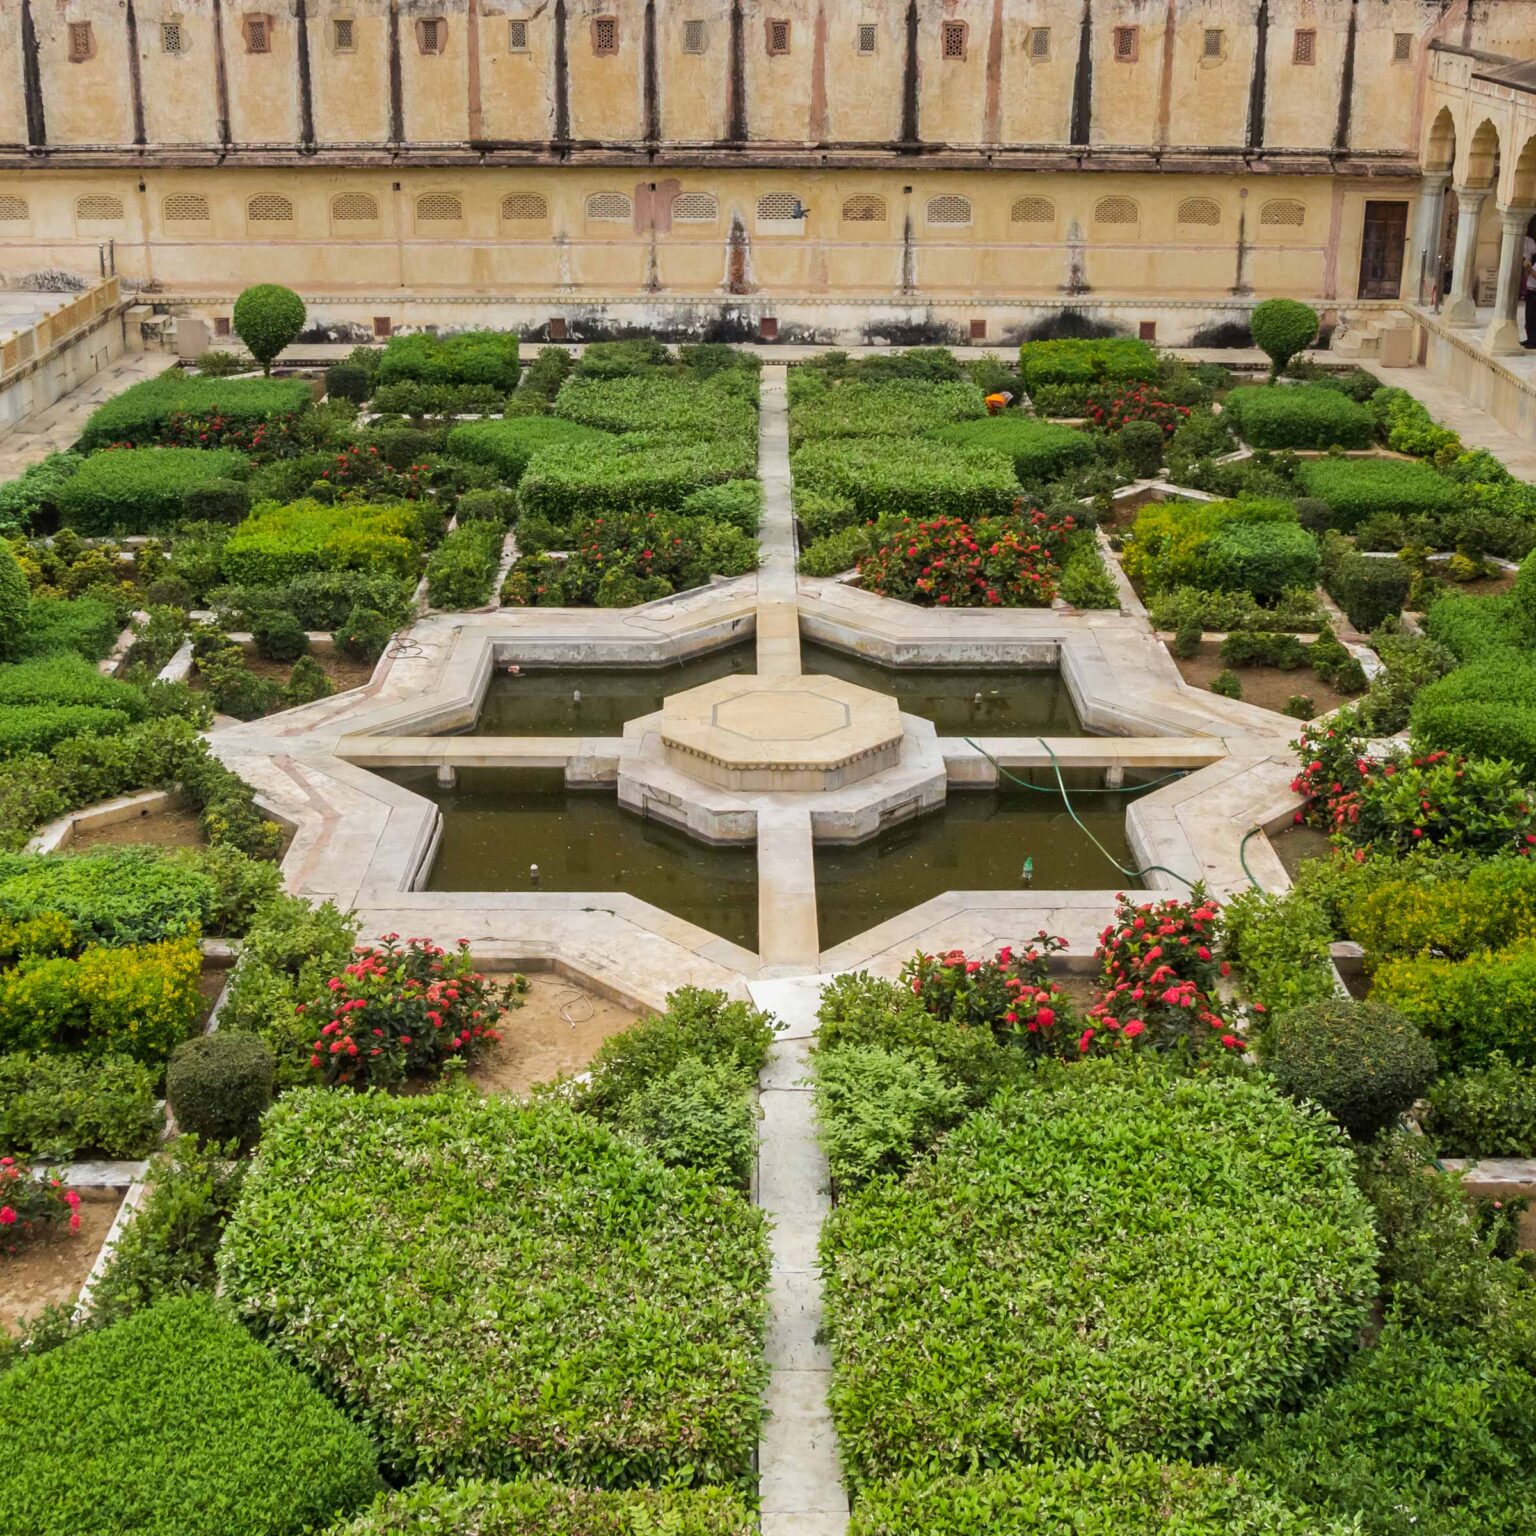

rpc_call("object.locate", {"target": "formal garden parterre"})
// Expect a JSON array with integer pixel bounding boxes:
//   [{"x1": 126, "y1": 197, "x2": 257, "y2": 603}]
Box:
[{"x1": 1, "y1": 299, "x2": 1536, "y2": 1533}]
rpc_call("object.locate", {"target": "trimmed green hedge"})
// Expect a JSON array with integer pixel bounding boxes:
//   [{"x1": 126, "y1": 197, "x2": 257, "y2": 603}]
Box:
[
  {"x1": 446, "y1": 416, "x2": 613, "y2": 485},
  {"x1": 1327, "y1": 551, "x2": 1411, "y2": 630},
  {"x1": 425, "y1": 520, "x2": 505, "y2": 609},
  {"x1": 77, "y1": 374, "x2": 313, "y2": 450},
  {"x1": 791, "y1": 439, "x2": 1019, "y2": 522},
  {"x1": 553, "y1": 373, "x2": 758, "y2": 440},
  {"x1": 1018, "y1": 337, "x2": 1158, "y2": 391},
  {"x1": 1203, "y1": 519, "x2": 1322, "y2": 600},
  {"x1": 18, "y1": 595, "x2": 120, "y2": 662},
  {"x1": 517, "y1": 438, "x2": 755, "y2": 528},
  {"x1": 219, "y1": 1090, "x2": 769, "y2": 1487},
  {"x1": 1372, "y1": 941, "x2": 1536, "y2": 1069},
  {"x1": 848, "y1": 1458, "x2": 1352, "y2": 1536},
  {"x1": 788, "y1": 378, "x2": 986, "y2": 447},
  {"x1": 822, "y1": 1060, "x2": 1377, "y2": 1485},
  {"x1": 1411, "y1": 655, "x2": 1536, "y2": 775},
  {"x1": 0, "y1": 654, "x2": 145, "y2": 718},
  {"x1": 376, "y1": 330, "x2": 521, "y2": 392},
  {"x1": 0, "y1": 1294, "x2": 382, "y2": 1536},
  {"x1": 57, "y1": 448, "x2": 247, "y2": 535},
  {"x1": 1423, "y1": 593, "x2": 1524, "y2": 662},
  {"x1": 932, "y1": 416, "x2": 1096, "y2": 481},
  {"x1": 221, "y1": 499, "x2": 422, "y2": 584},
  {"x1": 0, "y1": 1049, "x2": 163, "y2": 1159},
  {"x1": 328, "y1": 1481, "x2": 756, "y2": 1535},
  {"x1": 0, "y1": 704, "x2": 133, "y2": 758},
  {"x1": 1223, "y1": 384, "x2": 1376, "y2": 450},
  {"x1": 1296, "y1": 457, "x2": 1460, "y2": 531}
]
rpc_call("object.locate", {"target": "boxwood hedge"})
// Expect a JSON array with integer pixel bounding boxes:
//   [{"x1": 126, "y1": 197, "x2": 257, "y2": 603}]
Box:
[
  {"x1": 821, "y1": 1060, "x2": 1377, "y2": 1486},
  {"x1": 446, "y1": 416, "x2": 613, "y2": 485},
  {"x1": 1017, "y1": 337, "x2": 1158, "y2": 392},
  {"x1": 1296, "y1": 457, "x2": 1460, "y2": 530},
  {"x1": 847, "y1": 1458, "x2": 1353, "y2": 1536},
  {"x1": 0, "y1": 654, "x2": 146, "y2": 718},
  {"x1": 790, "y1": 439, "x2": 1019, "y2": 522},
  {"x1": 553, "y1": 373, "x2": 758, "y2": 440},
  {"x1": 220, "y1": 499, "x2": 422, "y2": 584},
  {"x1": 517, "y1": 438, "x2": 755, "y2": 527},
  {"x1": 376, "y1": 330, "x2": 521, "y2": 392},
  {"x1": 0, "y1": 1294, "x2": 382, "y2": 1536},
  {"x1": 1423, "y1": 593, "x2": 1524, "y2": 662},
  {"x1": 56, "y1": 447, "x2": 248, "y2": 535},
  {"x1": 932, "y1": 416, "x2": 1097, "y2": 481},
  {"x1": 327, "y1": 1481, "x2": 756, "y2": 1536},
  {"x1": 77, "y1": 374, "x2": 313, "y2": 451},
  {"x1": 219, "y1": 1089, "x2": 769, "y2": 1487},
  {"x1": 788, "y1": 378, "x2": 986, "y2": 447},
  {"x1": 0, "y1": 703, "x2": 133, "y2": 758},
  {"x1": 1371, "y1": 942, "x2": 1536, "y2": 1069},
  {"x1": 1223, "y1": 384, "x2": 1376, "y2": 450},
  {"x1": 1410, "y1": 655, "x2": 1536, "y2": 775}
]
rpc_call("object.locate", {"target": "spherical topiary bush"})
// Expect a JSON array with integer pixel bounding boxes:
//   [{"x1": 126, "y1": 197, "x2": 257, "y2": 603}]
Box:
[
  {"x1": 1263, "y1": 999, "x2": 1438, "y2": 1140},
  {"x1": 232, "y1": 284, "x2": 307, "y2": 375},
  {"x1": 1117, "y1": 418, "x2": 1166, "y2": 478},
  {"x1": 167, "y1": 1031, "x2": 275, "y2": 1145},
  {"x1": 0, "y1": 539, "x2": 31, "y2": 660},
  {"x1": 251, "y1": 609, "x2": 309, "y2": 664},
  {"x1": 821, "y1": 1061, "x2": 1377, "y2": 1486},
  {"x1": 1250, "y1": 298, "x2": 1320, "y2": 381}
]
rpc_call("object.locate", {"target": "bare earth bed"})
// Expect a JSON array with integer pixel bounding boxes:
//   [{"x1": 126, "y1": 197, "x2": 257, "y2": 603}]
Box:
[
  {"x1": 0, "y1": 1188, "x2": 123, "y2": 1334},
  {"x1": 68, "y1": 806, "x2": 207, "y2": 853},
  {"x1": 468, "y1": 973, "x2": 642, "y2": 1097},
  {"x1": 1175, "y1": 641, "x2": 1359, "y2": 718}
]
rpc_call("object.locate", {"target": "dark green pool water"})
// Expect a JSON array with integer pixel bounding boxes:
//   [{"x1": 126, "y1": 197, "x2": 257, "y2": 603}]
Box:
[
  {"x1": 473, "y1": 643, "x2": 755, "y2": 735},
  {"x1": 815, "y1": 786, "x2": 1143, "y2": 949},
  {"x1": 383, "y1": 768, "x2": 758, "y2": 950}
]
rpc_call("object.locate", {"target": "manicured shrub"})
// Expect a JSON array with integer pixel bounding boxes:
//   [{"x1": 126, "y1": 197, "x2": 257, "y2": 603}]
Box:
[
  {"x1": 425, "y1": 520, "x2": 505, "y2": 609},
  {"x1": 848, "y1": 1459, "x2": 1351, "y2": 1536},
  {"x1": 679, "y1": 478, "x2": 762, "y2": 534},
  {"x1": 0, "y1": 1294, "x2": 382, "y2": 1536},
  {"x1": 1057, "y1": 545, "x2": 1120, "y2": 608},
  {"x1": 0, "y1": 1051, "x2": 162, "y2": 1159},
  {"x1": 1296, "y1": 456, "x2": 1460, "y2": 530},
  {"x1": 337, "y1": 603, "x2": 395, "y2": 661},
  {"x1": 166, "y1": 1032, "x2": 274, "y2": 1145},
  {"x1": 15, "y1": 595, "x2": 118, "y2": 664},
  {"x1": 790, "y1": 378, "x2": 985, "y2": 447},
  {"x1": 1344, "y1": 857, "x2": 1536, "y2": 962},
  {"x1": 0, "y1": 1156, "x2": 80, "y2": 1250},
  {"x1": 1424, "y1": 1052, "x2": 1536, "y2": 1157},
  {"x1": 180, "y1": 478, "x2": 251, "y2": 524},
  {"x1": 0, "y1": 704, "x2": 133, "y2": 759},
  {"x1": 282, "y1": 654, "x2": 335, "y2": 706},
  {"x1": 516, "y1": 438, "x2": 754, "y2": 528},
  {"x1": 798, "y1": 525, "x2": 874, "y2": 577},
  {"x1": 1017, "y1": 336, "x2": 1158, "y2": 392},
  {"x1": 1220, "y1": 882, "x2": 1339, "y2": 1015},
  {"x1": 0, "y1": 450, "x2": 84, "y2": 532},
  {"x1": 1204, "y1": 520, "x2": 1322, "y2": 600},
  {"x1": 1262, "y1": 998, "x2": 1438, "y2": 1139},
  {"x1": 1116, "y1": 417, "x2": 1167, "y2": 476},
  {"x1": 1219, "y1": 630, "x2": 1307, "y2": 668},
  {"x1": 1210, "y1": 667, "x2": 1242, "y2": 697},
  {"x1": 790, "y1": 439, "x2": 1019, "y2": 522},
  {"x1": 1121, "y1": 495, "x2": 1298, "y2": 594},
  {"x1": 858, "y1": 510, "x2": 1073, "y2": 607},
  {"x1": 452, "y1": 487, "x2": 518, "y2": 526},
  {"x1": 250, "y1": 609, "x2": 309, "y2": 663},
  {"x1": 0, "y1": 540, "x2": 28, "y2": 660},
  {"x1": 221, "y1": 499, "x2": 421, "y2": 585},
  {"x1": 932, "y1": 415, "x2": 1097, "y2": 481},
  {"x1": 377, "y1": 329, "x2": 521, "y2": 391},
  {"x1": 232, "y1": 283, "x2": 307, "y2": 374},
  {"x1": 198, "y1": 646, "x2": 283, "y2": 720},
  {"x1": 324, "y1": 361, "x2": 370, "y2": 402},
  {"x1": 1250, "y1": 297, "x2": 1319, "y2": 379},
  {"x1": 77, "y1": 374, "x2": 312, "y2": 450},
  {"x1": 1170, "y1": 619, "x2": 1202, "y2": 657},
  {"x1": 1223, "y1": 383, "x2": 1375, "y2": 449},
  {"x1": 1148, "y1": 583, "x2": 1325, "y2": 634},
  {"x1": 0, "y1": 654, "x2": 145, "y2": 718},
  {"x1": 57, "y1": 447, "x2": 247, "y2": 535},
  {"x1": 555, "y1": 372, "x2": 758, "y2": 440},
  {"x1": 1374, "y1": 941, "x2": 1536, "y2": 1069},
  {"x1": 1326, "y1": 551, "x2": 1410, "y2": 630},
  {"x1": 614, "y1": 1057, "x2": 758, "y2": 1189},
  {"x1": 447, "y1": 415, "x2": 612, "y2": 485},
  {"x1": 822, "y1": 1061, "x2": 1377, "y2": 1485},
  {"x1": 213, "y1": 570, "x2": 413, "y2": 632},
  {"x1": 1411, "y1": 655, "x2": 1536, "y2": 775},
  {"x1": 330, "y1": 1481, "x2": 755, "y2": 1536},
  {"x1": 219, "y1": 1090, "x2": 769, "y2": 1486},
  {"x1": 1284, "y1": 692, "x2": 1314, "y2": 716},
  {"x1": 1422, "y1": 591, "x2": 1524, "y2": 661}
]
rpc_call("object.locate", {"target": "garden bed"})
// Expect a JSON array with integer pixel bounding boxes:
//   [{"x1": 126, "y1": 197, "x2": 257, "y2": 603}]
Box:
[
  {"x1": 0, "y1": 1187, "x2": 123, "y2": 1334},
  {"x1": 67, "y1": 805, "x2": 207, "y2": 853},
  {"x1": 1173, "y1": 639, "x2": 1355, "y2": 717}
]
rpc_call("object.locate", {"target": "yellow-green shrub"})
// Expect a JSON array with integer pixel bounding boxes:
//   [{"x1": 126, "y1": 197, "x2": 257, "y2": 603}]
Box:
[
  {"x1": 1345, "y1": 858, "x2": 1536, "y2": 961},
  {"x1": 221, "y1": 500, "x2": 421, "y2": 585},
  {"x1": 1372, "y1": 941, "x2": 1536, "y2": 1070}
]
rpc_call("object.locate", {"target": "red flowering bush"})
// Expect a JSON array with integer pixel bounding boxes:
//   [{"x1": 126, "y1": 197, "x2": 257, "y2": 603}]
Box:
[
  {"x1": 1291, "y1": 716, "x2": 1536, "y2": 859},
  {"x1": 0, "y1": 1155, "x2": 80, "y2": 1253},
  {"x1": 159, "y1": 409, "x2": 302, "y2": 456},
  {"x1": 316, "y1": 444, "x2": 430, "y2": 500},
  {"x1": 858, "y1": 510, "x2": 1075, "y2": 608},
  {"x1": 301, "y1": 934, "x2": 524, "y2": 1089},
  {"x1": 901, "y1": 933, "x2": 1072, "y2": 1048},
  {"x1": 1084, "y1": 890, "x2": 1242, "y2": 1056},
  {"x1": 1086, "y1": 384, "x2": 1192, "y2": 436}
]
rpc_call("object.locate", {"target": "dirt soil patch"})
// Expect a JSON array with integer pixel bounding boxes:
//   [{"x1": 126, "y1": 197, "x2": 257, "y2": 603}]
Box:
[
  {"x1": 1268, "y1": 824, "x2": 1335, "y2": 883},
  {"x1": 1439, "y1": 569, "x2": 1517, "y2": 600},
  {"x1": 469, "y1": 973, "x2": 642, "y2": 1098},
  {"x1": 190, "y1": 649, "x2": 375, "y2": 709},
  {"x1": 193, "y1": 965, "x2": 229, "y2": 1032},
  {"x1": 1174, "y1": 640, "x2": 1359, "y2": 719},
  {"x1": 68, "y1": 805, "x2": 207, "y2": 853},
  {"x1": 0, "y1": 1187, "x2": 123, "y2": 1335}
]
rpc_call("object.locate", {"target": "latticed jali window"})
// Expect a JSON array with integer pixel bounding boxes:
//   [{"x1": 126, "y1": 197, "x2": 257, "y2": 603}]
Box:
[
  {"x1": 68, "y1": 22, "x2": 94, "y2": 61},
  {"x1": 1113, "y1": 25, "x2": 1137, "y2": 61},
  {"x1": 1293, "y1": 28, "x2": 1316, "y2": 64},
  {"x1": 926, "y1": 194, "x2": 972, "y2": 226},
  {"x1": 248, "y1": 194, "x2": 294, "y2": 222},
  {"x1": 164, "y1": 194, "x2": 210, "y2": 222},
  {"x1": 682, "y1": 20, "x2": 706, "y2": 53},
  {"x1": 856, "y1": 22, "x2": 876, "y2": 54},
  {"x1": 1176, "y1": 196, "x2": 1221, "y2": 227},
  {"x1": 592, "y1": 16, "x2": 617, "y2": 54},
  {"x1": 416, "y1": 193, "x2": 463, "y2": 222},
  {"x1": 161, "y1": 20, "x2": 185, "y2": 53},
  {"x1": 757, "y1": 193, "x2": 801, "y2": 222},
  {"x1": 1202, "y1": 28, "x2": 1223, "y2": 57},
  {"x1": 841, "y1": 195, "x2": 886, "y2": 223},
  {"x1": 940, "y1": 20, "x2": 966, "y2": 58},
  {"x1": 418, "y1": 17, "x2": 446, "y2": 54},
  {"x1": 76, "y1": 195, "x2": 124, "y2": 221},
  {"x1": 1094, "y1": 196, "x2": 1139, "y2": 225},
  {"x1": 333, "y1": 18, "x2": 355, "y2": 51},
  {"x1": 501, "y1": 193, "x2": 547, "y2": 221},
  {"x1": 1260, "y1": 198, "x2": 1307, "y2": 227},
  {"x1": 508, "y1": 19, "x2": 528, "y2": 50},
  {"x1": 0, "y1": 196, "x2": 30, "y2": 223},
  {"x1": 672, "y1": 192, "x2": 718, "y2": 222},
  {"x1": 767, "y1": 18, "x2": 791, "y2": 54},
  {"x1": 1010, "y1": 195, "x2": 1054, "y2": 223},
  {"x1": 1029, "y1": 27, "x2": 1050, "y2": 58},
  {"x1": 586, "y1": 192, "x2": 632, "y2": 221},
  {"x1": 332, "y1": 193, "x2": 379, "y2": 221}
]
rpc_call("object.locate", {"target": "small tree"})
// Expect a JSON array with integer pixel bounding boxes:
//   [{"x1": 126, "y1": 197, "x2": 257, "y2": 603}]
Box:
[
  {"x1": 1250, "y1": 298, "x2": 1320, "y2": 382},
  {"x1": 232, "y1": 284, "x2": 306, "y2": 375},
  {"x1": 0, "y1": 540, "x2": 29, "y2": 660}
]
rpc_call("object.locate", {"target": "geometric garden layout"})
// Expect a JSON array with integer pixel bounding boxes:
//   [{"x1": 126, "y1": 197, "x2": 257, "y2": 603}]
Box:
[{"x1": 4, "y1": 324, "x2": 1536, "y2": 1536}]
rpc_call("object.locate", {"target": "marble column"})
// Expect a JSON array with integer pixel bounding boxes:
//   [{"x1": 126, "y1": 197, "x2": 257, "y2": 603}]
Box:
[
  {"x1": 1444, "y1": 187, "x2": 1489, "y2": 325},
  {"x1": 1481, "y1": 205, "x2": 1536, "y2": 355},
  {"x1": 1408, "y1": 171, "x2": 1451, "y2": 305}
]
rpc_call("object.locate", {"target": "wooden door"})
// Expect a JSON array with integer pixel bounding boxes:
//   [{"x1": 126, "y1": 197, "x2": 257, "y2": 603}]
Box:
[{"x1": 1359, "y1": 201, "x2": 1409, "y2": 299}]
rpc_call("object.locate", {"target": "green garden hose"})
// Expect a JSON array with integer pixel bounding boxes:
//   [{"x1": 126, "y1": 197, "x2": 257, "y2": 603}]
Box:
[
  {"x1": 963, "y1": 736, "x2": 1199, "y2": 890},
  {"x1": 1238, "y1": 825, "x2": 1267, "y2": 892}
]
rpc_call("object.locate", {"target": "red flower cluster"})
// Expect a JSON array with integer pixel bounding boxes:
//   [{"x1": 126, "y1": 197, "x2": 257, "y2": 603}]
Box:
[
  {"x1": 1086, "y1": 385, "x2": 1192, "y2": 437},
  {"x1": 0, "y1": 1156, "x2": 80, "y2": 1254},
  {"x1": 1084, "y1": 891, "x2": 1240, "y2": 1056},
  {"x1": 901, "y1": 932, "x2": 1070, "y2": 1048},
  {"x1": 160, "y1": 409, "x2": 302, "y2": 455},
  {"x1": 315, "y1": 443, "x2": 430, "y2": 500},
  {"x1": 859, "y1": 509, "x2": 1075, "y2": 609},
  {"x1": 301, "y1": 933, "x2": 523, "y2": 1089}
]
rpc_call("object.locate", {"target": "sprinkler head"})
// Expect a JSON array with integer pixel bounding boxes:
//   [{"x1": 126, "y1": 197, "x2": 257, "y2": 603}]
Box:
[
  {"x1": 973, "y1": 692, "x2": 983, "y2": 706},
  {"x1": 529, "y1": 863, "x2": 541, "y2": 883},
  {"x1": 572, "y1": 689, "x2": 582, "y2": 704}
]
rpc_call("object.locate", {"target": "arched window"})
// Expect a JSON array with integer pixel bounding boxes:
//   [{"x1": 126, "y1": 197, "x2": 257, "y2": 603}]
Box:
[
  {"x1": 0, "y1": 195, "x2": 28, "y2": 223},
  {"x1": 501, "y1": 193, "x2": 547, "y2": 221},
  {"x1": 331, "y1": 193, "x2": 379, "y2": 222},
  {"x1": 163, "y1": 193, "x2": 210, "y2": 222},
  {"x1": 1093, "y1": 196, "x2": 1139, "y2": 225},
  {"x1": 1176, "y1": 196, "x2": 1221, "y2": 227},
  {"x1": 756, "y1": 192, "x2": 801, "y2": 222},
  {"x1": 586, "y1": 191, "x2": 632, "y2": 221},
  {"x1": 672, "y1": 192, "x2": 718, "y2": 222},
  {"x1": 1259, "y1": 198, "x2": 1306, "y2": 228},
  {"x1": 247, "y1": 193, "x2": 294, "y2": 223},
  {"x1": 841, "y1": 194, "x2": 886, "y2": 223},
  {"x1": 416, "y1": 192, "x2": 463, "y2": 223},
  {"x1": 1010, "y1": 195, "x2": 1054, "y2": 224},
  {"x1": 926, "y1": 194, "x2": 972, "y2": 226},
  {"x1": 76, "y1": 194, "x2": 124, "y2": 221}
]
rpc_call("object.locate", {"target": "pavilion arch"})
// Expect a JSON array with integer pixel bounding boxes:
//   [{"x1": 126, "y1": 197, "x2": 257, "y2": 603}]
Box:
[
  {"x1": 1462, "y1": 117, "x2": 1500, "y2": 189},
  {"x1": 1425, "y1": 105, "x2": 1456, "y2": 174},
  {"x1": 1511, "y1": 134, "x2": 1536, "y2": 208}
]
